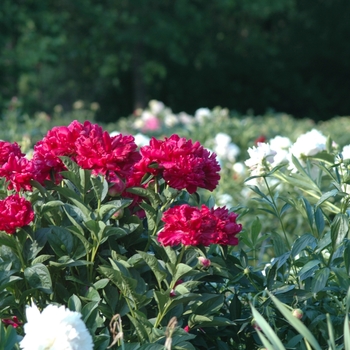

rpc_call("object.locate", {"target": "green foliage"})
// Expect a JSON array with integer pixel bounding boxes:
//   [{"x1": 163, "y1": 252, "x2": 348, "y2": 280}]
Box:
[{"x1": 2, "y1": 103, "x2": 350, "y2": 348}]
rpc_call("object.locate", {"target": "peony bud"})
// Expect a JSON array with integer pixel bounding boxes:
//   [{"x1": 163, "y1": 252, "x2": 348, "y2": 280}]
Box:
[
  {"x1": 184, "y1": 325, "x2": 190, "y2": 332},
  {"x1": 198, "y1": 257, "x2": 211, "y2": 268},
  {"x1": 292, "y1": 308, "x2": 303, "y2": 320},
  {"x1": 111, "y1": 209, "x2": 124, "y2": 220},
  {"x1": 251, "y1": 318, "x2": 261, "y2": 331}
]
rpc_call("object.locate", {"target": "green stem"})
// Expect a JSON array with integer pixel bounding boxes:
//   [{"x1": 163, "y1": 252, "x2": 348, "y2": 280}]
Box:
[
  {"x1": 263, "y1": 177, "x2": 301, "y2": 288},
  {"x1": 14, "y1": 234, "x2": 26, "y2": 272},
  {"x1": 176, "y1": 245, "x2": 186, "y2": 266},
  {"x1": 263, "y1": 177, "x2": 291, "y2": 251}
]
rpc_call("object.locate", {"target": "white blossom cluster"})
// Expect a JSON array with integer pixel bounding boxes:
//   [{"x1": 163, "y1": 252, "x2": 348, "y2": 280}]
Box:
[{"x1": 244, "y1": 129, "x2": 328, "y2": 177}]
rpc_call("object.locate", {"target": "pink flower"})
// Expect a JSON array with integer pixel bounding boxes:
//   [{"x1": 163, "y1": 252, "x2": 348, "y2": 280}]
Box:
[
  {"x1": 184, "y1": 325, "x2": 190, "y2": 332},
  {"x1": 0, "y1": 194, "x2": 34, "y2": 234},
  {"x1": 127, "y1": 135, "x2": 220, "y2": 194},
  {"x1": 75, "y1": 121, "x2": 141, "y2": 178},
  {"x1": 0, "y1": 154, "x2": 34, "y2": 191},
  {"x1": 142, "y1": 116, "x2": 161, "y2": 132},
  {"x1": 158, "y1": 204, "x2": 241, "y2": 247}
]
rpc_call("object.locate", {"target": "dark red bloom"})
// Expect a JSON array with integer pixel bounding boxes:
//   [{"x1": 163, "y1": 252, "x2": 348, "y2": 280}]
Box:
[
  {"x1": 158, "y1": 204, "x2": 241, "y2": 247},
  {"x1": 75, "y1": 121, "x2": 141, "y2": 178},
  {"x1": 0, "y1": 154, "x2": 34, "y2": 191},
  {"x1": 127, "y1": 134, "x2": 220, "y2": 194},
  {"x1": 254, "y1": 135, "x2": 266, "y2": 145},
  {"x1": 0, "y1": 194, "x2": 34, "y2": 234},
  {"x1": 2, "y1": 316, "x2": 22, "y2": 328},
  {"x1": 32, "y1": 123, "x2": 82, "y2": 183},
  {"x1": 0, "y1": 141, "x2": 24, "y2": 166}
]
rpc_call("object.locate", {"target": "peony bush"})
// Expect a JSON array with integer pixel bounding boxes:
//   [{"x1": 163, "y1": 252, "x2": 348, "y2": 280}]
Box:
[
  {"x1": 1, "y1": 100, "x2": 350, "y2": 349},
  {"x1": 0, "y1": 119, "x2": 243, "y2": 349}
]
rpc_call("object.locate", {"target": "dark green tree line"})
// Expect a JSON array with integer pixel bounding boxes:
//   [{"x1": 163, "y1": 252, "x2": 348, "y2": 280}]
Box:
[{"x1": 0, "y1": 0, "x2": 350, "y2": 121}]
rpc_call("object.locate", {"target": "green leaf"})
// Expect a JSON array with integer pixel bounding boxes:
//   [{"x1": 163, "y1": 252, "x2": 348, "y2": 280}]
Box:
[
  {"x1": 192, "y1": 294, "x2": 224, "y2": 316},
  {"x1": 250, "y1": 303, "x2": 286, "y2": 350},
  {"x1": 302, "y1": 198, "x2": 314, "y2": 230},
  {"x1": 297, "y1": 260, "x2": 320, "y2": 280},
  {"x1": 271, "y1": 232, "x2": 287, "y2": 256},
  {"x1": 250, "y1": 217, "x2": 261, "y2": 246},
  {"x1": 315, "y1": 189, "x2": 339, "y2": 209},
  {"x1": 126, "y1": 187, "x2": 160, "y2": 207},
  {"x1": 311, "y1": 267, "x2": 330, "y2": 293},
  {"x1": 99, "y1": 266, "x2": 150, "y2": 309},
  {"x1": 24, "y1": 263, "x2": 52, "y2": 293},
  {"x1": 268, "y1": 292, "x2": 322, "y2": 350},
  {"x1": 314, "y1": 207, "x2": 325, "y2": 237},
  {"x1": 344, "y1": 241, "x2": 350, "y2": 275},
  {"x1": 91, "y1": 175, "x2": 109, "y2": 202},
  {"x1": 331, "y1": 213, "x2": 349, "y2": 250},
  {"x1": 81, "y1": 301, "x2": 99, "y2": 329},
  {"x1": 0, "y1": 232, "x2": 16, "y2": 250},
  {"x1": 154, "y1": 290, "x2": 170, "y2": 315},
  {"x1": 127, "y1": 312, "x2": 152, "y2": 343},
  {"x1": 68, "y1": 294, "x2": 82, "y2": 312},
  {"x1": 309, "y1": 151, "x2": 335, "y2": 165},
  {"x1": 291, "y1": 233, "x2": 317, "y2": 258},
  {"x1": 172, "y1": 263, "x2": 197, "y2": 286},
  {"x1": 47, "y1": 227, "x2": 73, "y2": 258},
  {"x1": 53, "y1": 186, "x2": 90, "y2": 216},
  {"x1": 188, "y1": 315, "x2": 234, "y2": 328},
  {"x1": 137, "y1": 251, "x2": 167, "y2": 288}
]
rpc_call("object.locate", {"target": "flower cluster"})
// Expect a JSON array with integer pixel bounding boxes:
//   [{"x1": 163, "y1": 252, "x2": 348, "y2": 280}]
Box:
[
  {"x1": 158, "y1": 204, "x2": 242, "y2": 246},
  {"x1": 245, "y1": 129, "x2": 328, "y2": 177},
  {"x1": 0, "y1": 121, "x2": 140, "y2": 190},
  {"x1": 128, "y1": 134, "x2": 221, "y2": 194}
]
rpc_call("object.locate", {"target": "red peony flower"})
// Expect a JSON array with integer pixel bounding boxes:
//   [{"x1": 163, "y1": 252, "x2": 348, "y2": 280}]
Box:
[
  {"x1": 127, "y1": 134, "x2": 220, "y2": 194},
  {"x1": 0, "y1": 154, "x2": 34, "y2": 191},
  {"x1": 0, "y1": 141, "x2": 24, "y2": 166},
  {"x1": 0, "y1": 194, "x2": 34, "y2": 234},
  {"x1": 75, "y1": 121, "x2": 141, "y2": 178},
  {"x1": 158, "y1": 204, "x2": 241, "y2": 247},
  {"x1": 32, "y1": 123, "x2": 82, "y2": 183}
]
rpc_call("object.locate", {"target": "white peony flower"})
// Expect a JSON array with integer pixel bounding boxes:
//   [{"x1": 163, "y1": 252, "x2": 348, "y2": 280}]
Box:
[
  {"x1": 178, "y1": 112, "x2": 193, "y2": 125},
  {"x1": 213, "y1": 133, "x2": 240, "y2": 162},
  {"x1": 289, "y1": 129, "x2": 326, "y2": 160},
  {"x1": 245, "y1": 142, "x2": 277, "y2": 176},
  {"x1": 232, "y1": 162, "x2": 246, "y2": 177},
  {"x1": 164, "y1": 113, "x2": 179, "y2": 127},
  {"x1": 214, "y1": 132, "x2": 232, "y2": 147},
  {"x1": 148, "y1": 100, "x2": 164, "y2": 115},
  {"x1": 269, "y1": 135, "x2": 292, "y2": 167},
  {"x1": 194, "y1": 108, "x2": 211, "y2": 124},
  {"x1": 342, "y1": 145, "x2": 350, "y2": 160},
  {"x1": 20, "y1": 303, "x2": 93, "y2": 350}
]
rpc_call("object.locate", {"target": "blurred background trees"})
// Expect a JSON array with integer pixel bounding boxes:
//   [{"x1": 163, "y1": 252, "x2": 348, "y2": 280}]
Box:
[{"x1": 1, "y1": 0, "x2": 350, "y2": 122}]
